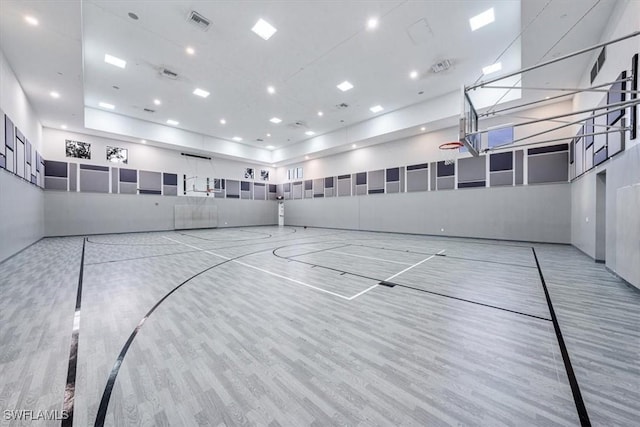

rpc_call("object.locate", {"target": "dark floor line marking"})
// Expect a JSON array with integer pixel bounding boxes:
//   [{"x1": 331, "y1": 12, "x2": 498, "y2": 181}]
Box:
[
  {"x1": 276, "y1": 255, "x2": 381, "y2": 282},
  {"x1": 85, "y1": 238, "x2": 180, "y2": 246},
  {"x1": 532, "y1": 247, "x2": 591, "y2": 426},
  {"x1": 177, "y1": 230, "x2": 272, "y2": 242},
  {"x1": 93, "y1": 241, "x2": 305, "y2": 426},
  {"x1": 61, "y1": 237, "x2": 86, "y2": 427},
  {"x1": 353, "y1": 243, "x2": 537, "y2": 269},
  {"x1": 389, "y1": 281, "x2": 552, "y2": 321},
  {"x1": 284, "y1": 243, "x2": 351, "y2": 259},
  {"x1": 378, "y1": 281, "x2": 397, "y2": 287}
]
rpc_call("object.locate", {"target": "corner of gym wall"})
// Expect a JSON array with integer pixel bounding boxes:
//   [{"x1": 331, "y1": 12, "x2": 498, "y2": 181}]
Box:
[
  {"x1": 0, "y1": 49, "x2": 45, "y2": 262},
  {"x1": 570, "y1": 0, "x2": 640, "y2": 288}
]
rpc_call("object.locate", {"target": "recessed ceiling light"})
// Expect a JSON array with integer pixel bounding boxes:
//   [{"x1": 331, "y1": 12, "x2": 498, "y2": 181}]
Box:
[
  {"x1": 141, "y1": 139, "x2": 146, "y2": 144},
  {"x1": 482, "y1": 62, "x2": 502, "y2": 75},
  {"x1": 104, "y1": 54, "x2": 126, "y2": 69},
  {"x1": 252, "y1": 18, "x2": 277, "y2": 40},
  {"x1": 98, "y1": 102, "x2": 115, "y2": 110},
  {"x1": 193, "y1": 88, "x2": 210, "y2": 98},
  {"x1": 219, "y1": 118, "x2": 226, "y2": 125},
  {"x1": 60, "y1": 124, "x2": 67, "y2": 129},
  {"x1": 410, "y1": 70, "x2": 419, "y2": 79},
  {"x1": 186, "y1": 46, "x2": 195, "y2": 55},
  {"x1": 267, "y1": 86, "x2": 276, "y2": 94},
  {"x1": 545, "y1": 96, "x2": 550, "y2": 100},
  {"x1": 352, "y1": 144, "x2": 357, "y2": 148},
  {"x1": 166, "y1": 119, "x2": 179, "y2": 125},
  {"x1": 469, "y1": 8, "x2": 495, "y2": 31},
  {"x1": 266, "y1": 133, "x2": 271, "y2": 137},
  {"x1": 337, "y1": 81, "x2": 354, "y2": 92},
  {"x1": 370, "y1": 105, "x2": 383, "y2": 113},
  {"x1": 420, "y1": 126, "x2": 426, "y2": 131},
  {"x1": 305, "y1": 131, "x2": 315, "y2": 136},
  {"x1": 269, "y1": 117, "x2": 282, "y2": 124},
  {"x1": 153, "y1": 99, "x2": 161, "y2": 105},
  {"x1": 367, "y1": 18, "x2": 378, "y2": 29},
  {"x1": 232, "y1": 136, "x2": 243, "y2": 141},
  {"x1": 266, "y1": 145, "x2": 275, "y2": 149},
  {"x1": 50, "y1": 91, "x2": 60, "y2": 98},
  {"x1": 305, "y1": 155, "x2": 310, "y2": 160},
  {"x1": 24, "y1": 16, "x2": 38, "y2": 26},
  {"x1": 317, "y1": 111, "x2": 324, "y2": 117}
]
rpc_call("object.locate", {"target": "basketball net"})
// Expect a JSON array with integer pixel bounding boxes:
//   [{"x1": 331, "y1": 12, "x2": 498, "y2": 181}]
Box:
[{"x1": 439, "y1": 141, "x2": 464, "y2": 165}]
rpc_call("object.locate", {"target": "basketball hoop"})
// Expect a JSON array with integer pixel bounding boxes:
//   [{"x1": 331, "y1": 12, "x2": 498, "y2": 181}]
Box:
[{"x1": 439, "y1": 141, "x2": 464, "y2": 165}]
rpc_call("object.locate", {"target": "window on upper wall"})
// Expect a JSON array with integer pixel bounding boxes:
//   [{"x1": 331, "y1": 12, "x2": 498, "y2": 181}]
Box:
[{"x1": 488, "y1": 126, "x2": 514, "y2": 148}]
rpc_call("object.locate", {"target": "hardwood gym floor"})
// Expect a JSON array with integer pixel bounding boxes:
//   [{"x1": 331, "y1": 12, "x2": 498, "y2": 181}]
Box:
[{"x1": 1, "y1": 227, "x2": 638, "y2": 426}]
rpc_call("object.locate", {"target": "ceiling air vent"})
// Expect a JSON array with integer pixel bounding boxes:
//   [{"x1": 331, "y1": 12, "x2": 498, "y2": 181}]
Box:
[
  {"x1": 160, "y1": 68, "x2": 179, "y2": 80},
  {"x1": 336, "y1": 103, "x2": 349, "y2": 109},
  {"x1": 431, "y1": 59, "x2": 452, "y2": 73},
  {"x1": 187, "y1": 10, "x2": 211, "y2": 31},
  {"x1": 143, "y1": 108, "x2": 155, "y2": 113}
]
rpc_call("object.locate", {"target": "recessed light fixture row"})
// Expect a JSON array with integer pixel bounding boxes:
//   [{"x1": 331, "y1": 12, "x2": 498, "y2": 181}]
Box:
[
  {"x1": 409, "y1": 70, "x2": 419, "y2": 79},
  {"x1": 369, "y1": 105, "x2": 383, "y2": 113},
  {"x1": 220, "y1": 118, "x2": 226, "y2": 125},
  {"x1": 252, "y1": 18, "x2": 277, "y2": 40},
  {"x1": 367, "y1": 18, "x2": 378, "y2": 29},
  {"x1": 232, "y1": 136, "x2": 243, "y2": 141},
  {"x1": 267, "y1": 86, "x2": 276, "y2": 94},
  {"x1": 305, "y1": 131, "x2": 315, "y2": 136},
  {"x1": 186, "y1": 46, "x2": 195, "y2": 55},
  {"x1": 193, "y1": 88, "x2": 210, "y2": 98},
  {"x1": 469, "y1": 8, "x2": 495, "y2": 31},
  {"x1": 104, "y1": 54, "x2": 126, "y2": 69},
  {"x1": 99, "y1": 102, "x2": 115, "y2": 110},
  {"x1": 50, "y1": 91, "x2": 60, "y2": 98},
  {"x1": 166, "y1": 119, "x2": 179, "y2": 126},
  {"x1": 153, "y1": 99, "x2": 161, "y2": 105},
  {"x1": 24, "y1": 16, "x2": 38, "y2": 26},
  {"x1": 60, "y1": 124, "x2": 67, "y2": 129},
  {"x1": 269, "y1": 117, "x2": 282, "y2": 124},
  {"x1": 337, "y1": 80, "x2": 354, "y2": 92}
]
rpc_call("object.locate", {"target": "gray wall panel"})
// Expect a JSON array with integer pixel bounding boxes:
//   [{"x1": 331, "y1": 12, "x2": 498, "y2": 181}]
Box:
[
  {"x1": 254, "y1": 184, "x2": 266, "y2": 200},
  {"x1": 292, "y1": 183, "x2": 302, "y2": 199},
  {"x1": 490, "y1": 170, "x2": 513, "y2": 187},
  {"x1": 515, "y1": 150, "x2": 524, "y2": 185},
  {"x1": 68, "y1": 163, "x2": 77, "y2": 192},
  {"x1": 0, "y1": 171, "x2": 44, "y2": 262},
  {"x1": 407, "y1": 169, "x2": 428, "y2": 192},
  {"x1": 437, "y1": 176, "x2": 454, "y2": 190},
  {"x1": 226, "y1": 180, "x2": 240, "y2": 197},
  {"x1": 386, "y1": 181, "x2": 400, "y2": 193},
  {"x1": 324, "y1": 187, "x2": 334, "y2": 197},
  {"x1": 120, "y1": 182, "x2": 137, "y2": 194},
  {"x1": 430, "y1": 163, "x2": 436, "y2": 190},
  {"x1": 45, "y1": 177, "x2": 67, "y2": 191},
  {"x1": 458, "y1": 156, "x2": 486, "y2": 182},
  {"x1": 80, "y1": 169, "x2": 109, "y2": 193},
  {"x1": 528, "y1": 152, "x2": 568, "y2": 184},
  {"x1": 44, "y1": 193, "x2": 277, "y2": 236},
  {"x1": 285, "y1": 183, "x2": 571, "y2": 243},
  {"x1": 337, "y1": 179, "x2": 350, "y2": 196},
  {"x1": 355, "y1": 185, "x2": 367, "y2": 196},
  {"x1": 111, "y1": 167, "x2": 118, "y2": 193},
  {"x1": 163, "y1": 185, "x2": 177, "y2": 196},
  {"x1": 139, "y1": 170, "x2": 161, "y2": 192},
  {"x1": 368, "y1": 169, "x2": 384, "y2": 190}
]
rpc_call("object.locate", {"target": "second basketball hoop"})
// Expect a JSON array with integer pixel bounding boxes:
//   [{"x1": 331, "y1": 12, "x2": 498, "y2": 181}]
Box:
[{"x1": 439, "y1": 141, "x2": 464, "y2": 165}]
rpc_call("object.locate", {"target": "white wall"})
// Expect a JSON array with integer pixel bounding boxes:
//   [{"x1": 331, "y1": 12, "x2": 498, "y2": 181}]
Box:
[
  {"x1": 277, "y1": 100, "x2": 573, "y2": 182},
  {"x1": 570, "y1": 0, "x2": 640, "y2": 288},
  {"x1": 285, "y1": 183, "x2": 571, "y2": 243},
  {"x1": 42, "y1": 128, "x2": 275, "y2": 193},
  {"x1": 0, "y1": 49, "x2": 44, "y2": 262},
  {"x1": 44, "y1": 192, "x2": 277, "y2": 236}
]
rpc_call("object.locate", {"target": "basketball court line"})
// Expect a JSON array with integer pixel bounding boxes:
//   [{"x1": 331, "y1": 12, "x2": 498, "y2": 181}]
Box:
[
  {"x1": 163, "y1": 235, "x2": 358, "y2": 300},
  {"x1": 325, "y1": 249, "x2": 414, "y2": 265}
]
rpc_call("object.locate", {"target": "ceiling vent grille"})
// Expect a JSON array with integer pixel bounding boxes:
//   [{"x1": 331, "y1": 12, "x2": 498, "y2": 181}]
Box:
[
  {"x1": 336, "y1": 103, "x2": 349, "y2": 109},
  {"x1": 160, "y1": 68, "x2": 179, "y2": 79},
  {"x1": 187, "y1": 11, "x2": 211, "y2": 31},
  {"x1": 431, "y1": 59, "x2": 452, "y2": 73},
  {"x1": 143, "y1": 108, "x2": 155, "y2": 113}
]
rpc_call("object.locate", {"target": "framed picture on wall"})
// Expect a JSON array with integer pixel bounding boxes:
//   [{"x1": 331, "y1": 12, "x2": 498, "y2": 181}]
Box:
[
  {"x1": 260, "y1": 169, "x2": 270, "y2": 181},
  {"x1": 244, "y1": 167, "x2": 254, "y2": 179},
  {"x1": 106, "y1": 146, "x2": 128, "y2": 163},
  {"x1": 65, "y1": 139, "x2": 91, "y2": 159}
]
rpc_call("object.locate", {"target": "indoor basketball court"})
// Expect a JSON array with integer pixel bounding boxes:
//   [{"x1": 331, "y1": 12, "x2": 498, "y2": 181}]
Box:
[{"x1": 0, "y1": 1, "x2": 639, "y2": 426}]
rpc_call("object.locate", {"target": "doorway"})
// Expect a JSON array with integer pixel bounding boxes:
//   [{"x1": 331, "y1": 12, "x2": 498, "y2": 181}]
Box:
[{"x1": 595, "y1": 171, "x2": 606, "y2": 262}]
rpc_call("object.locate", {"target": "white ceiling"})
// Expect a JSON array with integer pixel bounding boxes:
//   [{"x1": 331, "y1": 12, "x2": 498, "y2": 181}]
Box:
[{"x1": 0, "y1": 0, "x2": 618, "y2": 163}]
